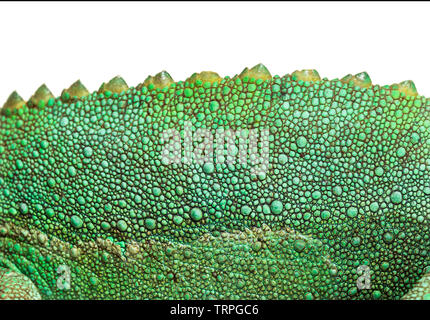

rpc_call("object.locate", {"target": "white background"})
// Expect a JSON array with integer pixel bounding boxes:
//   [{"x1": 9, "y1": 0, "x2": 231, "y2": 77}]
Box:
[{"x1": 0, "y1": 1, "x2": 429, "y2": 102}]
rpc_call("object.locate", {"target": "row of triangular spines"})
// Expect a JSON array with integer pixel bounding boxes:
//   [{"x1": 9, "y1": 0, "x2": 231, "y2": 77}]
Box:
[{"x1": 1, "y1": 63, "x2": 419, "y2": 111}]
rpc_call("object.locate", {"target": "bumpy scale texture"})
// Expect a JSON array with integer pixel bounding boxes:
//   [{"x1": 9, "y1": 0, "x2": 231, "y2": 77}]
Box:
[{"x1": 0, "y1": 66, "x2": 429, "y2": 300}]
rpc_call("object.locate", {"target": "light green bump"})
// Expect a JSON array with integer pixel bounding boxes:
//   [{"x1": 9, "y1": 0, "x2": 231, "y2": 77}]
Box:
[
  {"x1": 390, "y1": 191, "x2": 403, "y2": 204},
  {"x1": 347, "y1": 207, "x2": 358, "y2": 218},
  {"x1": 241, "y1": 205, "x2": 252, "y2": 216},
  {"x1": 184, "y1": 88, "x2": 193, "y2": 98},
  {"x1": 270, "y1": 200, "x2": 283, "y2": 215},
  {"x1": 190, "y1": 208, "x2": 203, "y2": 221},
  {"x1": 396, "y1": 147, "x2": 406, "y2": 158},
  {"x1": 117, "y1": 220, "x2": 128, "y2": 232},
  {"x1": 297, "y1": 136, "x2": 307, "y2": 148},
  {"x1": 71, "y1": 215, "x2": 83, "y2": 229},
  {"x1": 83, "y1": 147, "x2": 93, "y2": 158},
  {"x1": 203, "y1": 163, "x2": 215, "y2": 174},
  {"x1": 145, "y1": 218, "x2": 156, "y2": 230}
]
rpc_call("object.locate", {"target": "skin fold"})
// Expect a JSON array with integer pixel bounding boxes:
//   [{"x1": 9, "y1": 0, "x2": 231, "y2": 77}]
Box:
[{"x1": 0, "y1": 65, "x2": 429, "y2": 300}]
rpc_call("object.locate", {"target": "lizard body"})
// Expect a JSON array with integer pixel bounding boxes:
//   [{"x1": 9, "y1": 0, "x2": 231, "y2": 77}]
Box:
[{"x1": 0, "y1": 65, "x2": 429, "y2": 299}]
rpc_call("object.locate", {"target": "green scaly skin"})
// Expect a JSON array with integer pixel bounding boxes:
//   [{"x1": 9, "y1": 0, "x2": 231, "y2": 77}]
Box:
[{"x1": 0, "y1": 65, "x2": 429, "y2": 300}]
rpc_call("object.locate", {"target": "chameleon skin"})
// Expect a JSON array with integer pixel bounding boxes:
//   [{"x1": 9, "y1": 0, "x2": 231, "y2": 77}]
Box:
[{"x1": 0, "y1": 66, "x2": 429, "y2": 300}]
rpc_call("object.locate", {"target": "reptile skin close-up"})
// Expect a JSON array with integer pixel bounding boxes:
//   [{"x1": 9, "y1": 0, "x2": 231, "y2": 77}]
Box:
[{"x1": 0, "y1": 64, "x2": 429, "y2": 300}]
